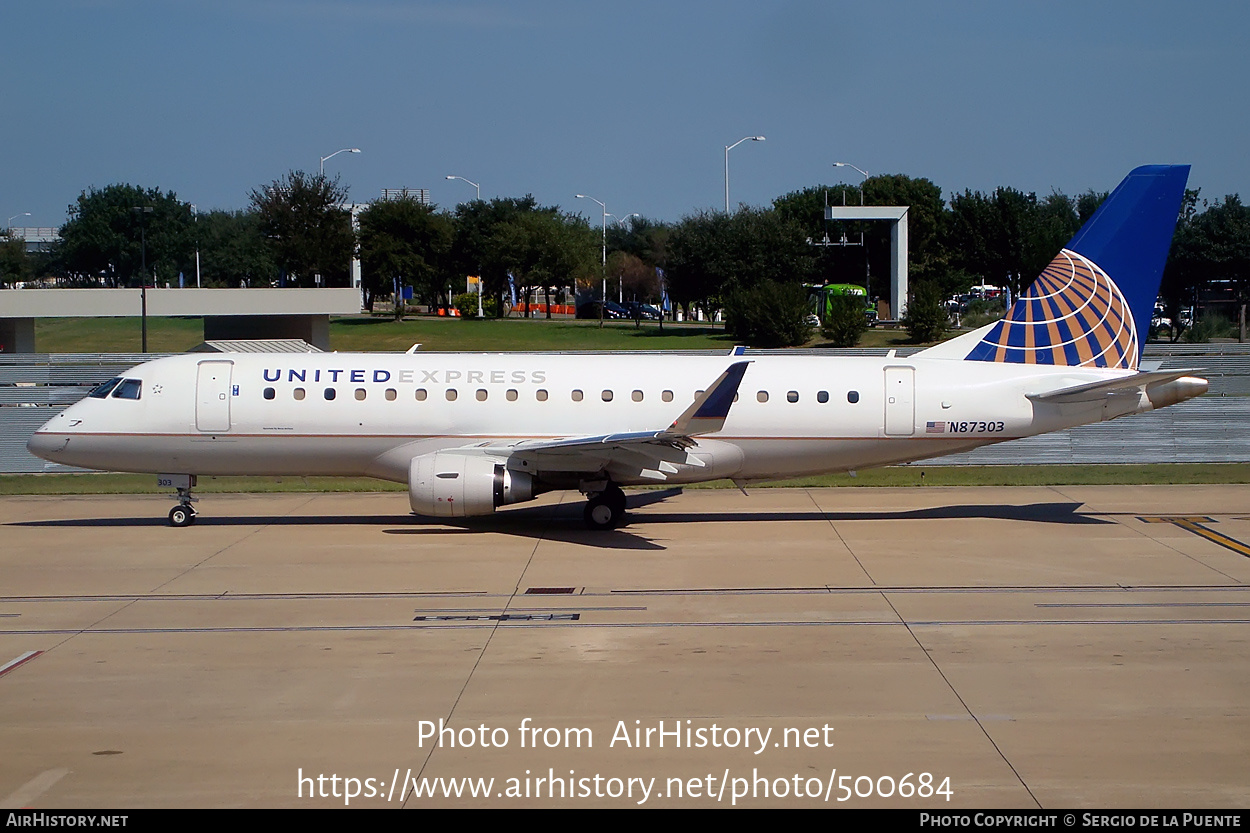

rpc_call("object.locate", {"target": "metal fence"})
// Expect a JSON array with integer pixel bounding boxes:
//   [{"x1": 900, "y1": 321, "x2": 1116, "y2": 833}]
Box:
[{"x1": 2, "y1": 346, "x2": 1248, "y2": 474}]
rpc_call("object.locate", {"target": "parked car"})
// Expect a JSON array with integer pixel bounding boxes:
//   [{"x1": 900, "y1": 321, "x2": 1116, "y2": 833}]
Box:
[
  {"x1": 622, "y1": 302, "x2": 662, "y2": 320},
  {"x1": 576, "y1": 301, "x2": 630, "y2": 320}
]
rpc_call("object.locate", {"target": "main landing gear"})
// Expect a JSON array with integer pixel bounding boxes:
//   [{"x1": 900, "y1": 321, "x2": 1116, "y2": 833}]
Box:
[
  {"x1": 160, "y1": 474, "x2": 198, "y2": 527},
  {"x1": 583, "y1": 483, "x2": 627, "y2": 530}
]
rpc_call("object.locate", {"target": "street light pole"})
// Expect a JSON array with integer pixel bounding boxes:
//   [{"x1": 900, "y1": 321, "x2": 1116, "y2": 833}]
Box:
[
  {"x1": 191, "y1": 204, "x2": 201, "y2": 288},
  {"x1": 446, "y1": 176, "x2": 484, "y2": 316},
  {"x1": 445, "y1": 175, "x2": 480, "y2": 201},
  {"x1": 724, "y1": 135, "x2": 765, "y2": 212},
  {"x1": 320, "y1": 147, "x2": 361, "y2": 176},
  {"x1": 6, "y1": 212, "x2": 30, "y2": 232},
  {"x1": 132, "y1": 206, "x2": 154, "y2": 353},
  {"x1": 833, "y1": 162, "x2": 872, "y2": 301},
  {"x1": 576, "y1": 194, "x2": 607, "y2": 328},
  {"x1": 833, "y1": 162, "x2": 869, "y2": 205}
]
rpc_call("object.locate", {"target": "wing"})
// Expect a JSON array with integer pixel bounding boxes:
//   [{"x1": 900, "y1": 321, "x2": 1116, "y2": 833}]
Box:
[{"x1": 445, "y1": 361, "x2": 751, "y2": 483}]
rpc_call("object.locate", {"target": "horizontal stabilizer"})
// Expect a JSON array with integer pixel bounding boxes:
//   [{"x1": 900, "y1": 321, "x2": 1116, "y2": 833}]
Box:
[{"x1": 1027, "y1": 369, "x2": 1201, "y2": 404}]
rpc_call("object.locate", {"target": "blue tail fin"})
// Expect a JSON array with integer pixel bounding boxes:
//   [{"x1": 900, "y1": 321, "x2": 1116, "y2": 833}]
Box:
[{"x1": 964, "y1": 165, "x2": 1189, "y2": 369}]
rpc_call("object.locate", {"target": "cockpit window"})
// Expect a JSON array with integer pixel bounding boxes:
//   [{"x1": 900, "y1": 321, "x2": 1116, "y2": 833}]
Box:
[
  {"x1": 111, "y1": 379, "x2": 142, "y2": 400},
  {"x1": 88, "y1": 378, "x2": 122, "y2": 398}
]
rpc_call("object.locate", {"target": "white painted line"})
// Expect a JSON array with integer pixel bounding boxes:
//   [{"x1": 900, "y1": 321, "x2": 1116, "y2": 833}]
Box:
[
  {"x1": 0, "y1": 650, "x2": 43, "y2": 679},
  {"x1": 0, "y1": 767, "x2": 69, "y2": 809}
]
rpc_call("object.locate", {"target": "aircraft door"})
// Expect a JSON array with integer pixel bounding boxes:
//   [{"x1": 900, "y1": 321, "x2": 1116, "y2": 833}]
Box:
[
  {"x1": 196, "y1": 361, "x2": 234, "y2": 432},
  {"x1": 883, "y1": 366, "x2": 915, "y2": 436}
]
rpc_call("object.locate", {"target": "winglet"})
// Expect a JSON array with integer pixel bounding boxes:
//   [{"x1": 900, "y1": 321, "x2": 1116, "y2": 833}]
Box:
[{"x1": 667, "y1": 361, "x2": 750, "y2": 436}]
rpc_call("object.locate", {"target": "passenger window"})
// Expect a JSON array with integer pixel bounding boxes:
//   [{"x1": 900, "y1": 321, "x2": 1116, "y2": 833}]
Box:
[
  {"x1": 536, "y1": 389, "x2": 549, "y2": 402},
  {"x1": 506, "y1": 389, "x2": 518, "y2": 401},
  {"x1": 354, "y1": 388, "x2": 366, "y2": 401},
  {"x1": 757, "y1": 391, "x2": 769, "y2": 403},
  {"x1": 324, "y1": 388, "x2": 336, "y2": 400},
  {"x1": 385, "y1": 389, "x2": 397, "y2": 401},
  {"x1": 476, "y1": 389, "x2": 488, "y2": 401},
  {"x1": 572, "y1": 390, "x2": 583, "y2": 402},
  {"x1": 662, "y1": 390, "x2": 674, "y2": 402},
  {"x1": 416, "y1": 389, "x2": 427, "y2": 401},
  {"x1": 88, "y1": 378, "x2": 122, "y2": 399},
  {"x1": 446, "y1": 389, "x2": 458, "y2": 401},
  {"x1": 787, "y1": 391, "x2": 799, "y2": 403},
  {"x1": 293, "y1": 388, "x2": 306, "y2": 401},
  {"x1": 847, "y1": 391, "x2": 860, "y2": 403},
  {"x1": 817, "y1": 390, "x2": 829, "y2": 403},
  {"x1": 601, "y1": 390, "x2": 613, "y2": 402},
  {"x1": 632, "y1": 390, "x2": 643, "y2": 402},
  {"x1": 263, "y1": 387, "x2": 276, "y2": 400}
]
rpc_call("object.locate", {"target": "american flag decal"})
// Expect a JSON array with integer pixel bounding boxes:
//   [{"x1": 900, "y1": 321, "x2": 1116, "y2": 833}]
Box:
[{"x1": 926, "y1": 421, "x2": 946, "y2": 433}]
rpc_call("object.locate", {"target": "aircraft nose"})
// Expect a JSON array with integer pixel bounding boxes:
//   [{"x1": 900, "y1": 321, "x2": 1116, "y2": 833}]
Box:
[{"x1": 26, "y1": 428, "x2": 68, "y2": 462}]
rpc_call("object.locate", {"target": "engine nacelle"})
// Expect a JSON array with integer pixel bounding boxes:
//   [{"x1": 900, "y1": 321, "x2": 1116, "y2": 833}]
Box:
[{"x1": 408, "y1": 452, "x2": 537, "y2": 517}]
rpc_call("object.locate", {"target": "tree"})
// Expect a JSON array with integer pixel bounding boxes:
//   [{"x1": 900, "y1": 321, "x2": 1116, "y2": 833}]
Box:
[
  {"x1": 58, "y1": 184, "x2": 193, "y2": 286},
  {"x1": 666, "y1": 207, "x2": 815, "y2": 318},
  {"x1": 194, "y1": 210, "x2": 276, "y2": 288},
  {"x1": 902, "y1": 281, "x2": 949, "y2": 344},
  {"x1": 820, "y1": 294, "x2": 868, "y2": 348},
  {"x1": 723, "y1": 279, "x2": 813, "y2": 348},
  {"x1": 0, "y1": 232, "x2": 31, "y2": 288},
  {"x1": 491, "y1": 210, "x2": 597, "y2": 317},
  {"x1": 249, "y1": 171, "x2": 354, "y2": 287},
  {"x1": 357, "y1": 195, "x2": 453, "y2": 314},
  {"x1": 452, "y1": 196, "x2": 548, "y2": 316}
]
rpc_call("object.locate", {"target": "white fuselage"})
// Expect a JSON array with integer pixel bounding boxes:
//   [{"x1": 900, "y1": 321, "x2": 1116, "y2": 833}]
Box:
[{"x1": 27, "y1": 351, "x2": 1169, "y2": 486}]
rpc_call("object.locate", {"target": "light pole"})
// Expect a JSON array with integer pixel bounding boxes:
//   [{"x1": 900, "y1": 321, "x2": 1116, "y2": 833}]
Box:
[
  {"x1": 445, "y1": 175, "x2": 480, "y2": 201},
  {"x1": 132, "y1": 206, "x2": 154, "y2": 352},
  {"x1": 190, "y1": 204, "x2": 201, "y2": 288},
  {"x1": 724, "y1": 135, "x2": 765, "y2": 212},
  {"x1": 6, "y1": 212, "x2": 30, "y2": 231},
  {"x1": 320, "y1": 147, "x2": 360, "y2": 176},
  {"x1": 446, "y1": 176, "x2": 483, "y2": 316},
  {"x1": 833, "y1": 162, "x2": 868, "y2": 205},
  {"x1": 576, "y1": 194, "x2": 607, "y2": 328},
  {"x1": 833, "y1": 162, "x2": 871, "y2": 302}
]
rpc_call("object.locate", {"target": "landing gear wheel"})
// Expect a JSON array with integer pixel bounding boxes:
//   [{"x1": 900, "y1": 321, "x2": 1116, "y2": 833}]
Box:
[
  {"x1": 583, "y1": 498, "x2": 618, "y2": 530},
  {"x1": 168, "y1": 504, "x2": 196, "y2": 527},
  {"x1": 583, "y1": 485, "x2": 627, "y2": 530}
]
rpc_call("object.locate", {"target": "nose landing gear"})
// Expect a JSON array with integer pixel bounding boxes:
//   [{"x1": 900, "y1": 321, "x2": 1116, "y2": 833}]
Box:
[
  {"x1": 159, "y1": 474, "x2": 198, "y2": 527},
  {"x1": 168, "y1": 502, "x2": 197, "y2": 527}
]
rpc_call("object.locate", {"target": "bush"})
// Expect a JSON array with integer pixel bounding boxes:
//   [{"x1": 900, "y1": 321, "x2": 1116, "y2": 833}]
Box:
[
  {"x1": 902, "y1": 281, "x2": 949, "y2": 344},
  {"x1": 820, "y1": 294, "x2": 868, "y2": 347},
  {"x1": 453, "y1": 291, "x2": 499, "y2": 319},
  {"x1": 723, "y1": 280, "x2": 813, "y2": 348},
  {"x1": 1181, "y1": 314, "x2": 1234, "y2": 343}
]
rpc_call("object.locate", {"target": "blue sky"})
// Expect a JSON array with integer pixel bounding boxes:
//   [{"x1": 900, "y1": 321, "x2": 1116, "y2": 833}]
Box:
[{"x1": 3, "y1": 1, "x2": 1248, "y2": 228}]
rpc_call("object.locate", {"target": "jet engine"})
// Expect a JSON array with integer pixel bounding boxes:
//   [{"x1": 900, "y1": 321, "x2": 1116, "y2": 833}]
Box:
[{"x1": 408, "y1": 452, "x2": 538, "y2": 517}]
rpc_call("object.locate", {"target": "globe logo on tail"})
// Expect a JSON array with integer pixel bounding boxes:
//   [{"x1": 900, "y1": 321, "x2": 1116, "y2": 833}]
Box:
[{"x1": 965, "y1": 249, "x2": 1138, "y2": 370}]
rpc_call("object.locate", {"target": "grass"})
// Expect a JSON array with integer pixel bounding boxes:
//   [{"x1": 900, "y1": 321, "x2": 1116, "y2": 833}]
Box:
[{"x1": 3, "y1": 464, "x2": 1248, "y2": 496}]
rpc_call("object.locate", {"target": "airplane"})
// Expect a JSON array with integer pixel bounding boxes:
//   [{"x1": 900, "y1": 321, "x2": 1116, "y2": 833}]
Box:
[{"x1": 27, "y1": 165, "x2": 1208, "y2": 530}]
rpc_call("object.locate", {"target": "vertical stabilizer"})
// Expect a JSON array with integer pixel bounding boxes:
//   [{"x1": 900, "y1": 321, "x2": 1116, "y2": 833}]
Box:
[{"x1": 963, "y1": 165, "x2": 1189, "y2": 369}]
